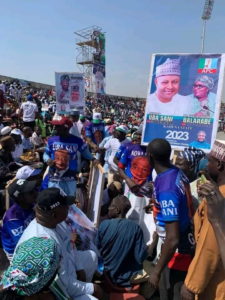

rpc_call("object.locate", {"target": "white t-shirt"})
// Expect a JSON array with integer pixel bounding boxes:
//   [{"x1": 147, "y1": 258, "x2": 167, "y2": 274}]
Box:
[
  {"x1": 11, "y1": 144, "x2": 23, "y2": 162},
  {"x1": 146, "y1": 92, "x2": 192, "y2": 116},
  {"x1": 21, "y1": 101, "x2": 38, "y2": 122},
  {"x1": 104, "y1": 138, "x2": 129, "y2": 172}
]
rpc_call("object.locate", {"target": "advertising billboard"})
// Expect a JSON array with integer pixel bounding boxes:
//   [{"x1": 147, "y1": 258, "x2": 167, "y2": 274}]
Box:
[{"x1": 142, "y1": 54, "x2": 225, "y2": 151}]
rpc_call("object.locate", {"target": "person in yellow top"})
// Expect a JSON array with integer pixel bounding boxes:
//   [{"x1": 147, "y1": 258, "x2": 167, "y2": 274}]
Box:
[{"x1": 181, "y1": 140, "x2": 225, "y2": 300}]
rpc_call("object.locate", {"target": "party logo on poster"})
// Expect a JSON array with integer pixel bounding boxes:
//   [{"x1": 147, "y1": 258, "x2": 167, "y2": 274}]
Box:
[{"x1": 198, "y1": 58, "x2": 218, "y2": 74}]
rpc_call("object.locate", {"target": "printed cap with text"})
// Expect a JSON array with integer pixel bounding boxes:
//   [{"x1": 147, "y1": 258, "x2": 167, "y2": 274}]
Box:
[
  {"x1": 8, "y1": 179, "x2": 37, "y2": 198},
  {"x1": 210, "y1": 140, "x2": 225, "y2": 163},
  {"x1": 36, "y1": 188, "x2": 75, "y2": 211}
]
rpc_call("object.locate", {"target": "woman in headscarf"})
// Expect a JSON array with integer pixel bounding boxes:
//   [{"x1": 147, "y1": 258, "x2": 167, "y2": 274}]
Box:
[
  {"x1": 0, "y1": 236, "x2": 69, "y2": 300},
  {"x1": 191, "y1": 75, "x2": 216, "y2": 118}
]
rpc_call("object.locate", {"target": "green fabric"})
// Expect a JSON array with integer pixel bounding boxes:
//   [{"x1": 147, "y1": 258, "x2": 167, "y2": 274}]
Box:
[
  {"x1": 35, "y1": 119, "x2": 46, "y2": 138},
  {"x1": 93, "y1": 119, "x2": 101, "y2": 124},
  {"x1": 3, "y1": 237, "x2": 59, "y2": 296}
]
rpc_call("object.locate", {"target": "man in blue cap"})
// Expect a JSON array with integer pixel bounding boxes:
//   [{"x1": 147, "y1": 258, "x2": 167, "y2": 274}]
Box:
[{"x1": 20, "y1": 94, "x2": 39, "y2": 130}]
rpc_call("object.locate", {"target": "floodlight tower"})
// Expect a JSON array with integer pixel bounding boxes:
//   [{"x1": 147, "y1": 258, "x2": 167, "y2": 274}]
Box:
[{"x1": 201, "y1": 0, "x2": 215, "y2": 53}]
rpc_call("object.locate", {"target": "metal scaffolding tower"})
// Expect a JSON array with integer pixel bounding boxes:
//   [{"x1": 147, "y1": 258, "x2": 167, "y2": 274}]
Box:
[{"x1": 75, "y1": 25, "x2": 102, "y2": 96}]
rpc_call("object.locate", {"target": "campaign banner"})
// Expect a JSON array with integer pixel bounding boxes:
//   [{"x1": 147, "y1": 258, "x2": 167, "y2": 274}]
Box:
[
  {"x1": 84, "y1": 77, "x2": 90, "y2": 89},
  {"x1": 98, "y1": 33, "x2": 106, "y2": 66},
  {"x1": 93, "y1": 64, "x2": 106, "y2": 78},
  {"x1": 142, "y1": 54, "x2": 225, "y2": 151},
  {"x1": 93, "y1": 64, "x2": 105, "y2": 100},
  {"x1": 55, "y1": 72, "x2": 85, "y2": 114}
]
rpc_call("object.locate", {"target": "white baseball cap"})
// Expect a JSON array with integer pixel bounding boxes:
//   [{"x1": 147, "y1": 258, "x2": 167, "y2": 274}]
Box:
[
  {"x1": 116, "y1": 125, "x2": 129, "y2": 135},
  {"x1": 11, "y1": 128, "x2": 22, "y2": 136},
  {"x1": 16, "y1": 166, "x2": 42, "y2": 180}
]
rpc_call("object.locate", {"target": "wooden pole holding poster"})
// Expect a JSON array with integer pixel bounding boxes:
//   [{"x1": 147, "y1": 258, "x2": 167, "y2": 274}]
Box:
[{"x1": 87, "y1": 163, "x2": 105, "y2": 227}]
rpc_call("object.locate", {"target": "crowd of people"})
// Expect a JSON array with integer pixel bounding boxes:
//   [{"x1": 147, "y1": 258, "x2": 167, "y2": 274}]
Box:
[{"x1": 0, "y1": 83, "x2": 224, "y2": 300}]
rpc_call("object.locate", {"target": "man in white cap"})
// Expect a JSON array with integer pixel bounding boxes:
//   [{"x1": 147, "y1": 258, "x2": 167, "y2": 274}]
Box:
[
  {"x1": 146, "y1": 58, "x2": 192, "y2": 116},
  {"x1": 11, "y1": 128, "x2": 23, "y2": 162},
  {"x1": 85, "y1": 112, "x2": 105, "y2": 151},
  {"x1": 98, "y1": 125, "x2": 129, "y2": 186}
]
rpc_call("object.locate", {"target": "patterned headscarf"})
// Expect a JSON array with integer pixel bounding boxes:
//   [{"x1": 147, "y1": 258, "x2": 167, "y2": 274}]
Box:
[
  {"x1": 3, "y1": 237, "x2": 59, "y2": 296},
  {"x1": 195, "y1": 75, "x2": 214, "y2": 90},
  {"x1": 178, "y1": 147, "x2": 205, "y2": 167}
]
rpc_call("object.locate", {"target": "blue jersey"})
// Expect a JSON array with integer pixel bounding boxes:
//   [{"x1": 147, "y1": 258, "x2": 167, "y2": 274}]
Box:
[
  {"x1": 41, "y1": 168, "x2": 77, "y2": 196},
  {"x1": 118, "y1": 142, "x2": 146, "y2": 178},
  {"x1": 85, "y1": 122, "x2": 105, "y2": 145},
  {"x1": 189, "y1": 140, "x2": 210, "y2": 149},
  {"x1": 153, "y1": 166, "x2": 195, "y2": 266},
  {"x1": 43, "y1": 134, "x2": 89, "y2": 172},
  {"x1": 1, "y1": 203, "x2": 35, "y2": 257}
]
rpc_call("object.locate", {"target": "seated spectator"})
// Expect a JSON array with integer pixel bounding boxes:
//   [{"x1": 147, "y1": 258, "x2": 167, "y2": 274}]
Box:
[
  {"x1": 22, "y1": 126, "x2": 33, "y2": 152},
  {"x1": 0, "y1": 136, "x2": 16, "y2": 189},
  {"x1": 10, "y1": 128, "x2": 23, "y2": 162},
  {"x1": 1, "y1": 237, "x2": 61, "y2": 300},
  {"x1": 96, "y1": 195, "x2": 157, "y2": 299},
  {"x1": 17, "y1": 188, "x2": 102, "y2": 300},
  {"x1": 1, "y1": 179, "x2": 37, "y2": 261},
  {"x1": 41, "y1": 149, "x2": 77, "y2": 196},
  {"x1": 101, "y1": 181, "x2": 123, "y2": 218},
  {"x1": 30, "y1": 125, "x2": 44, "y2": 148}
]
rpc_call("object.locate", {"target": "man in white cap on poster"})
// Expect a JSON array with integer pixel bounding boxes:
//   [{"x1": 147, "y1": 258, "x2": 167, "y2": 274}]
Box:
[{"x1": 146, "y1": 58, "x2": 192, "y2": 116}]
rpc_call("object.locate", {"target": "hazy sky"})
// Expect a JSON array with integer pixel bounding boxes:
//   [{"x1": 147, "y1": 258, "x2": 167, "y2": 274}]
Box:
[{"x1": 1, "y1": 0, "x2": 225, "y2": 97}]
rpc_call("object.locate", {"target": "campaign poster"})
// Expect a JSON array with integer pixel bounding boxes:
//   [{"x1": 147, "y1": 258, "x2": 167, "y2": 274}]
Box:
[
  {"x1": 98, "y1": 33, "x2": 106, "y2": 66},
  {"x1": 66, "y1": 204, "x2": 100, "y2": 256},
  {"x1": 93, "y1": 64, "x2": 105, "y2": 100},
  {"x1": 55, "y1": 72, "x2": 85, "y2": 114},
  {"x1": 142, "y1": 54, "x2": 225, "y2": 151}
]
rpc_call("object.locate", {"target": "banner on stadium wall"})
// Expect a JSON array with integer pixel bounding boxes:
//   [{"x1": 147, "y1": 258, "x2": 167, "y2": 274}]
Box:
[
  {"x1": 55, "y1": 72, "x2": 85, "y2": 114},
  {"x1": 142, "y1": 54, "x2": 225, "y2": 152}
]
